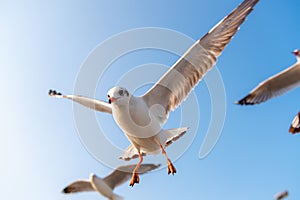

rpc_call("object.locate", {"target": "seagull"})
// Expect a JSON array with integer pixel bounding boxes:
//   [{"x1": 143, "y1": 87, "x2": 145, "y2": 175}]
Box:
[
  {"x1": 289, "y1": 111, "x2": 300, "y2": 134},
  {"x1": 50, "y1": 0, "x2": 259, "y2": 186},
  {"x1": 62, "y1": 164, "x2": 160, "y2": 200},
  {"x1": 274, "y1": 190, "x2": 288, "y2": 200},
  {"x1": 236, "y1": 49, "x2": 300, "y2": 105}
]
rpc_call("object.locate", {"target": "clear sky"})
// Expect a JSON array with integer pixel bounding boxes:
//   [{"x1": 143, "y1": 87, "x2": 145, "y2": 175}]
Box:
[{"x1": 1, "y1": 0, "x2": 300, "y2": 199}]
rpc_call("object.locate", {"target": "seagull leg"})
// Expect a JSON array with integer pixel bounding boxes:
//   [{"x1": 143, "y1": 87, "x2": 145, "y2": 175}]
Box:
[
  {"x1": 129, "y1": 150, "x2": 143, "y2": 187},
  {"x1": 160, "y1": 144, "x2": 176, "y2": 175}
]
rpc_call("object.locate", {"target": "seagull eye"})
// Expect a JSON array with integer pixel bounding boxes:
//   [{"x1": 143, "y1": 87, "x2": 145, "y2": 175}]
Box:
[
  {"x1": 125, "y1": 90, "x2": 129, "y2": 96},
  {"x1": 107, "y1": 95, "x2": 110, "y2": 98},
  {"x1": 119, "y1": 90, "x2": 124, "y2": 96}
]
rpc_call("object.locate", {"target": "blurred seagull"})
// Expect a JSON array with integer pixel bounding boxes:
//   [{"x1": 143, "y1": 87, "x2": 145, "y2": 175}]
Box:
[
  {"x1": 50, "y1": 0, "x2": 259, "y2": 186},
  {"x1": 62, "y1": 164, "x2": 160, "y2": 200},
  {"x1": 289, "y1": 111, "x2": 300, "y2": 134},
  {"x1": 236, "y1": 49, "x2": 300, "y2": 105},
  {"x1": 274, "y1": 190, "x2": 288, "y2": 200}
]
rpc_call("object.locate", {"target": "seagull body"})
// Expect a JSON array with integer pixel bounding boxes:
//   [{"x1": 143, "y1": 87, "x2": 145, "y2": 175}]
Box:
[
  {"x1": 50, "y1": 0, "x2": 259, "y2": 186},
  {"x1": 107, "y1": 87, "x2": 187, "y2": 158},
  {"x1": 236, "y1": 49, "x2": 300, "y2": 105},
  {"x1": 62, "y1": 164, "x2": 160, "y2": 200}
]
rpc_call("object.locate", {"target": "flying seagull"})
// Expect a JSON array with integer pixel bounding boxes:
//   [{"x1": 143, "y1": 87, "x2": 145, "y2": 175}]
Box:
[
  {"x1": 289, "y1": 111, "x2": 300, "y2": 134},
  {"x1": 236, "y1": 49, "x2": 300, "y2": 105},
  {"x1": 50, "y1": 0, "x2": 259, "y2": 186},
  {"x1": 62, "y1": 164, "x2": 160, "y2": 200},
  {"x1": 274, "y1": 190, "x2": 288, "y2": 200}
]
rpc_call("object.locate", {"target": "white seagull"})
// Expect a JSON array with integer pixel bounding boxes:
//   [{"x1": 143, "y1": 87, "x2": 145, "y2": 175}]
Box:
[
  {"x1": 62, "y1": 164, "x2": 160, "y2": 200},
  {"x1": 236, "y1": 49, "x2": 300, "y2": 105},
  {"x1": 50, "y1": 0, "x2": 259, "y2": 186}
]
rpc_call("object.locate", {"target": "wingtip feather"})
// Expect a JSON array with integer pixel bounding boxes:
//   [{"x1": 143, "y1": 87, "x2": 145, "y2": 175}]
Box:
[
  {"x1": 289, "y1": 112, "x2": 300, "y2": 134},
  {"x1": 48, "y1": 89, "x2": 62, "y2": 96},
  {"x1": 62, "y1": 186, "x2": 71, "y2": 194},
  {"x1": 235, "y1": 94, "x2": 256, "y2": 105},
  {"x1": 49, "y1": 89, "x2": 62, "y2": 97},
  {"x1": 288, "y1": 126, "x2": 297, "y2": 134}
]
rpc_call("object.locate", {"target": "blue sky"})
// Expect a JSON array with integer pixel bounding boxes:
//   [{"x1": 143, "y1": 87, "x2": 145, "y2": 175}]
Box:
[{"x1": 1, "y1": 0, "x2": 300, "y2": 199}]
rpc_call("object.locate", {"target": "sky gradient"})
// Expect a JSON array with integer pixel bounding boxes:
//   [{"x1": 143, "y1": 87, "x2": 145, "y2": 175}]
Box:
[{"x1": 1, "y1": 0, "x2": 300, "y2": 199}]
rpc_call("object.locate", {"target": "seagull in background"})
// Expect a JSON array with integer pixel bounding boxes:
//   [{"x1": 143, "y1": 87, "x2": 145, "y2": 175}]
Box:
[
  {"x1": 50, "y1": 0, "x2": 259, "y2": 186},
  {"x1": 289, "y1": 111, "x2": 300, "y2": 134},
  {"x1": 236, "y1": 49, "x2": 300, "y2": 105},
  {"x1": 62, "y1": 164, "x2": 160, "y2": 200},
  {"x1": 274, "y1": 190, "x2": 288, "y2": 200}
]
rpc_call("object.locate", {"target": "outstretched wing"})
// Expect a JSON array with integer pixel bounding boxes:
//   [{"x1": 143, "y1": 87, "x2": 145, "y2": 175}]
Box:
[
  {"x1": 49, "y1": 89, "x2": 112, "y2": 114},
  {"x1": 236, "y1": 63, "x2": 300, "y2": 105},
  {"x1": 103, "y1": 164, "x2": 160, "y2": 189},
  {"x1": 62, "y1": 180, "x2": 94, "y2": 193},
  {"x1": 142, "y1": 0, "x2": 259, "y2": 124}
]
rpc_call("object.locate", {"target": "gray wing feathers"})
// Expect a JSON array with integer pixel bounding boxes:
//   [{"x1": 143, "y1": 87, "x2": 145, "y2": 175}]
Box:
[
  {"x1": 142, "y1": 0, "x2": 259, "y2": 121},
  {"x1": 237, "y1": 63, "x2": 300, "y2": 105},
  {"x1": 62, "y1": 180, "x2": 94, "y2": 193},
  {"x1": 49, "y1": 89, "x2": 112, "y2": 114}
]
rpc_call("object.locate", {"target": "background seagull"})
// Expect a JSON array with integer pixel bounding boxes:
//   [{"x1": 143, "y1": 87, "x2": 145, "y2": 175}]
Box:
[
  {"x1": 236, "y1": 49, "x2": 300, "y2": 105},
  {"x1": 50, "y1": 0, "x2": 259, "y2": 187},
  {"x1": 274, "y1": 190, "x2": 289, "y2": 200},
  {"x1": 62, "y1": 164, "x2": 160, "y2": 200},
  {"x1": 289, "y1": 111, "x2": 300, "y2": 134}
]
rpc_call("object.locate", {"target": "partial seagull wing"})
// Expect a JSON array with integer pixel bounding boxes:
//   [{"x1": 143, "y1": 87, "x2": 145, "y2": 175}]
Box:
[
  {"x1": 62, "y1": 180, "x2": 94, "y2": 193},
  {"x1": 274, "y1": 190, "x2": 288, "y2": 200},
  {"x1": 142, "y1": 0, "x2": 259, "y2": 123},
  {"x1": 49, "y1": 89, "x2": 112, "y2": 114},
  {"x1": 103, "y1": 164, "x2": 160, "y2": 189},
  {"x1": 289, "y1": 111, "x2": 300, "y2": 134},
  {"x1": 236, "y1": 62, "x2": 300, "y2": 105}
]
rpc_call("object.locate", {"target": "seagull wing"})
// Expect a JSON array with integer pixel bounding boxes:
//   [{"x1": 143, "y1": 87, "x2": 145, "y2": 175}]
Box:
[
  {"x1": 103, "y1": 164, "x2": 160, "y2": 189},
  {"x1": 49, "y1": 89, "x2": 112, "y2": 114},
  {"x1": 274, "y1": 190, "x2": 289, "y2": 200},
  {"x1": 62, "y1": 180, "x2": 94, "y2": 193},
  {"x1": 236, "y1": 62, "x2": 300, "y2": 105},
  {"x1": 142, "y1": 0, "x2": 259, "y2": 123},
  {"x1": 289, "y1": 111, "x2": 300, "y2": 134}
]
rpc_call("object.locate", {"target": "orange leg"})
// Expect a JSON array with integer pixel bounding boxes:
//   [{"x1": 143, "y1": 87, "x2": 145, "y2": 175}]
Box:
[
  {"x1": 160, "y1": 144, "x2": 176, "y2": 175},
  {"x1": 129, "y1": 150, "x2": 143, "y2": 187}
]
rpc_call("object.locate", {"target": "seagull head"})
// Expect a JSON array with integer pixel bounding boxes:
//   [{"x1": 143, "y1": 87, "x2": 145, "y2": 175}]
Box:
[
  {"x1": 89, "y1": 173, "x2": 97, "y2": 180},
  {"x1": 107, "y1": 86, "x2": 130, "y2": 105},
  {"x1": 292, "y1": 49, "x2": 300, "y2": 57}
]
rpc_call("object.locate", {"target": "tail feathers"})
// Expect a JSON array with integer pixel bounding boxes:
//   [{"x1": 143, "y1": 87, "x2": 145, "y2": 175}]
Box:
[
  {"x1": 110, "y1": 193, "x2": 124, "y2": 200},
  {"x1": 119, "y1": 144, "x2": 147, "y2": 161},
  {"x1": 119, "y1": 127, "x2": 188, "y2": 161},
  {"x1": 165, "y1": 127, "x2": 189, "y2": 147}
]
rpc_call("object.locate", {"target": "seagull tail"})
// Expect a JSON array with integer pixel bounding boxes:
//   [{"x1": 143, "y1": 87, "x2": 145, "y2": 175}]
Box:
[
  {"x1": 164, "y1": 127, "x2": 189, "y2": 147},
  {"x1": 110, "y1": 193, "x2": 124, "y2": 200},
  {"x1": 119, "y1": 144, "x2": 147, "y2": 161}
]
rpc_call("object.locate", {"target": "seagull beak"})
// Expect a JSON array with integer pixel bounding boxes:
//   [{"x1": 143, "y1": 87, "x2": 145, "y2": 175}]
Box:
[
  {"x1": 108, "y1": 97, "x2": 117, "y2": 104},
  {"x1": 292, "y1": 50, "x2": 299, "y2": 56}
]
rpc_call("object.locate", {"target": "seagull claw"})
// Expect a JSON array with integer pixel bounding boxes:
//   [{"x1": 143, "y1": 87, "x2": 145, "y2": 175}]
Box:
[
  {"x1": 167, "y1": 161, "x2": 176, "y2": 175},
  {"x1": 129, "y1": 172, "x2": 140, "y2": 187}
]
